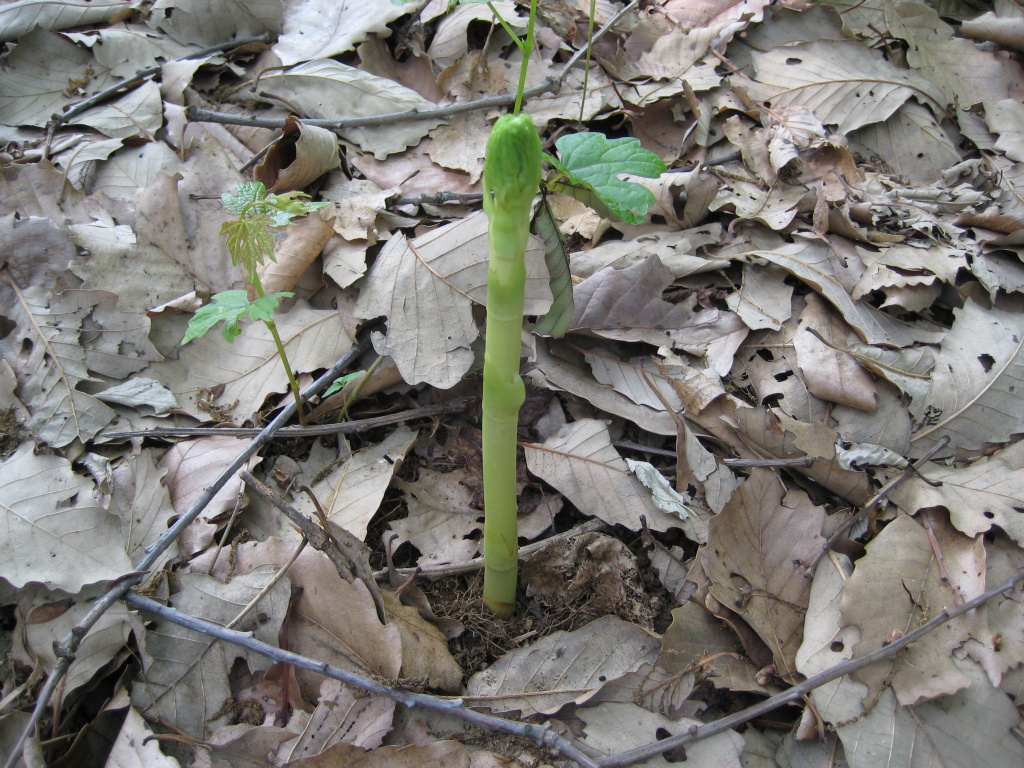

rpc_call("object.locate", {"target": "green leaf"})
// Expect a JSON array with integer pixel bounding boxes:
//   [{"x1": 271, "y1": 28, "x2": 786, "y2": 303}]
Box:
[
  {"x1": 322, "y1": 371, "x2": 365, "y2": 398},
  {"x1": 182, "y1": 290, "x2": 293, "y2": 345},
  {"x1": 182, "y1": 290, "x2": 251, "y2": 344},
  {"x1": 220, "y1": 217, "x2": 275, "y2": 268},
  {"x1": 222, "y1": 181, "x2": 267, "y2": 216},
  {"x1": 548, "y1": 133, "x2": 666, "y2": 225}
]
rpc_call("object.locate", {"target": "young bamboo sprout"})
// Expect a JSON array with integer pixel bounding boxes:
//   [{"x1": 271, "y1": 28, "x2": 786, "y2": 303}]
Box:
[{"x1": 481, "y1": 112, "x2": 542, "y2": 617}]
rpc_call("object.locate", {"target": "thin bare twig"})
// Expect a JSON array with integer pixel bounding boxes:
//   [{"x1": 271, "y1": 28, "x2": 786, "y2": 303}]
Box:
[
  {"x1": 1, "y1": 337, "x2": 370, "y2": 768},
  {"x1": 240, "y1": 470, "x2": 387, "y2": 624},
  {"x1": 98, "y1": 397, "x2": 475, "y2": 440},
  {"x1": 184, "y1": 0, "x2": 641, "y2": 131},
  {"x1": 120, "y1": 591, "x2": 600, "y2": 768},
  {"x1": 372, "y1": 518, "x2": 607, "y2": 581},
  {"x1": 49, "y1": 34, "x2": 274, "y2": 127},
  {"x1": 596, "y1": 565, "x2": 1024, "y2": 768}
]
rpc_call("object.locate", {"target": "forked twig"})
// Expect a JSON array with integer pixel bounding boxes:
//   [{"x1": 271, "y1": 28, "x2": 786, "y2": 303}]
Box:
[
  {"x1": 122, "y1": 591, "x2": 603, "y2": 768},
  {"x1": 184, "y1": 0, "x2": 641, "y2": 131},
  {"x1": 2, "y1": 337, "x2": 370, "y2": 768},
  {"x1": 595, "y1": 565, "x2": 1024, "y2": 767}
]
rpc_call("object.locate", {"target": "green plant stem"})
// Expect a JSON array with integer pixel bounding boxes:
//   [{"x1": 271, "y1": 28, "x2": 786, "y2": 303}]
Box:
[
  {"x1": 251, "y1": 274, "x2": 307, "y2": 426},
  {"x1": 513, "y1": 0, "x2": 538, "y2": 115},
  {"x1": 338, "y1": 354, "x2": 384, "y2": 421},
  {"x1": 481, "y1": 112, "x2": 541, "y2": 617}
]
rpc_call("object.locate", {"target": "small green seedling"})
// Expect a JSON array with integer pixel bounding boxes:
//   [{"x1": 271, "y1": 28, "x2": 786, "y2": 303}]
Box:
[
  {"x1": 476, "y1": 0, "x2": 666, "y2": 617},
  {"x1": 183, "y1": 181, "x2": 330, "y2": 425}
]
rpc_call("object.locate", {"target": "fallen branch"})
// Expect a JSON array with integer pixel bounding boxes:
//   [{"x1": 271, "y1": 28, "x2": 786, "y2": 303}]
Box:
[
  {"x1": 184, "y1": 0, "x2": 641, "y2": 131},
  {"x1": 596, "y1": 564, "x2": 1024, "y2": 767},
  {"x1": 1, "y1": 336, "x2": 371, "y2": 768},
  {"x1": 99, "y1": 397, "x2": 474, "y2": 440},
  {"x1": 121, "y1": 591, "x2": 601, "y2": 768}
]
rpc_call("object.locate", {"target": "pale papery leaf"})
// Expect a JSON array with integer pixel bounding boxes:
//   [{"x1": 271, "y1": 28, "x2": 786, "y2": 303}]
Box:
[
  {"x1": 157, "y1": 436, "x2": 260, "y2": 556},
  {"x1": 849, "y1": 101, "x2": 962, "y2": 186},
  {"x1": 962, "y1": 11, "x2": 1024, "y2": 52},
  {"x1": 741, "y1": 40, "x2": 946, "y2": 133},
  {"x1": 387, "y1": 467, "x2": 482, "y2": 568},
  {"x1": 732, "y1": 407, "x2": 874, "y2": 505},
  {"x1": 16, "y1": 584, "x2": 131, "y2": 700},
  {"x1": 795, "y1": 552, "x2": 868, "y2": 724},
  {"x1": 570, "y1": 253, "x2": 737, "y2": 350},
  {"x1": 248, "y1": 60, "x2": 443, "y2": 160},
  {"x1": 91, "y1": 141, "x2": 182, "y2": 207},
  {"x1": 274, "y1": 0, "x2": 413, "y2": 66},
  {"x1": 839, "y1": 513, "x2": 987, "y2": 706},
  {"x1": 292, "y1": 424, "x2": 417, "y2": 542},
  {"x1": 132, "y1": 567, "x2": 291, "y2": 738},
  {"x1": 105, "y1": 706, "x2": 182, "y2": 768},
  {"x1": 256, "y1": 212, "x2": 337, "y2": 295},
  {"x1": 286, "y1": 559, "x2": 402, "y2": 700},
  {"x1": 700, "y1": 468, "x2": 825, "y2": 679},
  {"x1": 531, "y1": 338, "x2": 678, "y2": 437},
  {"x1": 110, "y1": 449, "x2": 177, "y2": 567},
  {"x1": 0, "y1": 280, "x2": 116, "y2": 446},
  {"x1": 255, "y1": 118, "x2": 341, "y2": 194},
  {"x1": 465, "y1": 617, "x2": 660, "y2": 716},
  {"x1": 65, "y1": 23, "x2": 202, "y2": 78},
  {"x1": 582, "y1": 348, "x2": 684, "y2": 411},
  {"x1": 576, "y1": 702, "x2": 745, "y2": 768},
  {"x1": 524, "y1": 418, "x2": 700, "y2": 538},
  {"x1": 51, "y1": 136, "x2": 125, "y2": 192},
  {"x1": 733, "y1": 314, "x2": 830, "y2": 423},
  {"x1": 146, "y1": 0, "x2": 282, "y2": 47},
  {"x1": 0, "y1": 28, "x2": 119, "y2": 127},
  {"x1": 749, "y1": 239, "x2": 946, "y2": 347},
  {"x1": 835, "y1": 661, "x2": 1024, "y2": 768},
  {"x1": 725, "y1": 262, "x2": 793, "y2": 331},
  {"x1": 286, "y1": 678, "x2": 395, "y2": 759},
  {"x1": 887, "y1": 439, "x2": 1024, "y2": 548},
  {"x1": 382, "y1": 592, "x2": 462, "y2": 693},
  {"x1": 793, "y1": 294, "x2": 877, "y2": 411},
  {"x1": 0, "y1": 215, "x2": 77, "y2": 293},
  {"x1": 660, "y1": 603, "x2": 767, "y2": 694},
  {"x1": 910, "y1": 300, "x2": 1024, "y2": 454},
  {"x1": 0, "y1": 1, "x2": 132, "y2": 42},
  {"x1": 150, "y1": 301, "x2": 354, "y2": 420},
  {"x1": 888, "y1": 3, "x2": 1022, "y2": 109}
]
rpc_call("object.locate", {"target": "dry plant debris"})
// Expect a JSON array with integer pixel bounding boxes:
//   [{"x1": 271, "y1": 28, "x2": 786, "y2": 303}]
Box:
[{"x1": 1, "y1": 1, "x2": 1024, "y2": 767}]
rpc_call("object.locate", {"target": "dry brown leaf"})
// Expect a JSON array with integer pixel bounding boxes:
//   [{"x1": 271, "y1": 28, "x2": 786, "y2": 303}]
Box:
[
  {"x1": 839, "y1": 513, "x2": 988, "y2": 706},
  {"x1": 524, "y1": 418, "x2": 688, "y2": 535},
  {"x1": 0, "y1": 443, "x2": 132, "y2": 591},
  {"x1": 700, "y1": 468, "x2": 825, "y2": 679},
  {"x1": 382, "y1": 592, "x2": 462, "y2": 693},
  {"x1": 465, "y1": 616, "x2": 660, "y2": 716}
]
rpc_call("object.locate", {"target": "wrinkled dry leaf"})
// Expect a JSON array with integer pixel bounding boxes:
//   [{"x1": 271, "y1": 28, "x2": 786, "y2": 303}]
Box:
[
  {"x1": 700, "y1": 469, "x2": 825, "y2": 679},
  {"x1": 465, "y1": 616, "x2": 660, "y2": 716},
  {"x1": 0, "y1": 443, "x2": 131, "y2": 591}
]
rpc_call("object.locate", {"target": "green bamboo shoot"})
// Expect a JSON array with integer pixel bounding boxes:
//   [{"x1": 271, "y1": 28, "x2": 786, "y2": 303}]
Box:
[{"x1": 481, "y1": 112, "x2": 542, "y2": 617}]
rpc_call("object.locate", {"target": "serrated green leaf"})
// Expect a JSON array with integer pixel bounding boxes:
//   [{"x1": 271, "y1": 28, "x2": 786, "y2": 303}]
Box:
[
  {"x1": 530, "y1": 197, "x2": 574, "y2": 337},
  {"x1": 182, "y1": 290, "x2": 251, "y2": 344},
  {"x1": 245, "y1": 292, "x2": 293, "y2": 324},
  {"x1": 549, "y1": 133, "x2": 666, "y2": 225},
  {"x1": 222, "y1": 181, "x2": 267, "y2": 215},
  {"x1": 221, "y1": 217, "x2": 275, "y2": 267},
  {"x1": 181, "y1": 290, "x2": 294, "y2": 345}
]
